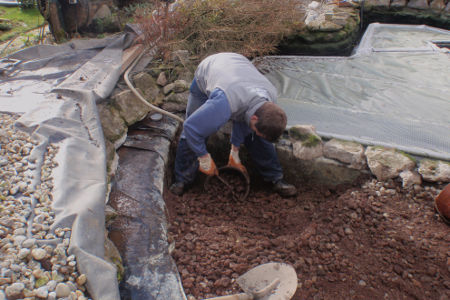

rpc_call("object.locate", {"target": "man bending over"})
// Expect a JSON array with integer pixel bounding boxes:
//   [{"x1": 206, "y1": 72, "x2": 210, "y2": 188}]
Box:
[{"x1": 170, "y1": 52, "x2": 297, "y2": 197}]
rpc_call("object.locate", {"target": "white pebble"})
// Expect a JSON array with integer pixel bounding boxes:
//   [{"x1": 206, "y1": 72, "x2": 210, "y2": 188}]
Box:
[
  {"x1": 55, "y1": 282, "x2": 71, "y2": 298},
  {"x1": 47, "y1": 291, "x2": 57, "y2": 300},
  {"x1": 35, "y1": 286, "x2": 49, "y2": 298},
  {"x1": 32, "y1": 248, "x2": 47, "y2": 260},
  {"x1": 76, "y1": 274, "x2": 87, "y2": 286},
  {"x1": 22, "y1": 238, "x2": 36, "y2": 249},
  {"x1": 46, "y1": 280, "x2": 57, "y2": 291},
  {"x1": 13, "y1": 235, "x2": 26, "y2": 246},
  {"x1": 13, "y1": 228, "x2": 26, "y2": 235},
  {"x1": 5, "y1": 282, "x2": 25, "y2": 298},
  {"x1": 18, "y1": 248, "x2": 30, "y2": 260}
]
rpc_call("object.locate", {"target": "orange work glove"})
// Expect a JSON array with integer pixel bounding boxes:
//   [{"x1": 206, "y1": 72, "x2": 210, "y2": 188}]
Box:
[
  {"x1": 198, "y1": 153, "x2": 219, "y2": 176},
  {"x1": 227, "y1": 146, "x2": 248, "y2": 175}
]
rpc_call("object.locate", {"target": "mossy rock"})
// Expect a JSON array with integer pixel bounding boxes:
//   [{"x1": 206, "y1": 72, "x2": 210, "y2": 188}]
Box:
[
  {"x1": 279, "y1": 10, "x2": 360, "y2": 55},
  {"x1": 289, "y1": 125, "x2": 321, "y2": 143}
]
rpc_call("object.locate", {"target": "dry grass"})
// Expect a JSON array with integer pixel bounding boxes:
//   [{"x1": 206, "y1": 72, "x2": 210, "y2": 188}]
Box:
[{"x1": 136, "y1": 0, "x2": 306, "y2": 60}]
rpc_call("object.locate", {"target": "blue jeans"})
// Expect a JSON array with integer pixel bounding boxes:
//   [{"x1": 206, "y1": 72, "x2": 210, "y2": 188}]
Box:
[{"x1": 173, "y1": 79, "x2": 283, "y2": 184}]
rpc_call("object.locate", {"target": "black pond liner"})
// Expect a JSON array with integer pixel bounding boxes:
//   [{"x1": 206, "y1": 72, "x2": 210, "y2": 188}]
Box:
[{"x1": 107, "y1": 113, "x2": 186, "y2": 299}]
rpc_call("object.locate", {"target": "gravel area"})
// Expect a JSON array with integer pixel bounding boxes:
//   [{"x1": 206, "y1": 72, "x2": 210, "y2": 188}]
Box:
[
  {"x1": 0, "y1": 113, "x2": 89, "y2": 300},
  {"x1": 166, "y1": 176, "x2": 450, "y2": 300}
]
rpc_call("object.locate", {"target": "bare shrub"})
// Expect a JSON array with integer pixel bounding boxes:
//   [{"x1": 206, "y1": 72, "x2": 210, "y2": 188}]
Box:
[{"x1": 136, "y1": 0, "x2": 306, "y2": 60}]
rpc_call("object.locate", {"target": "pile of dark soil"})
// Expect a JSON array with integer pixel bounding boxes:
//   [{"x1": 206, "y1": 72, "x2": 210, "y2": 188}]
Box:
[{"x1": 165, "y1": 179, "x2": 450, "y2": 300}]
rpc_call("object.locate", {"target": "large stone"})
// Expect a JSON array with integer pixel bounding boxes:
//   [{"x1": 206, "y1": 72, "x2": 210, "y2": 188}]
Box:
[
  {"x1": 97, "y1": 102, "x2": 127, "y2": 143},
  {"x1": 289, "y1": 125, "x2": 320, "y2": 142},
  {"x1": 93, "y1": 4, "x2": 111, "y2": 19},
  {"x1": 165, "y1": 91, "x2": 189, "y2": 104},
  {"x1": 390, "y1": 0, "x2": 407, "y2": 7},
  {"x1": 418, "y1": 159, "x2": 450, "y2": 183},
  {"x1": 277, "y1": 148, "x2": 364, "y2": 188},
  {"x1": 290, "y1": 125, "x2": 323, "y2": 160},
  {"x1": 113, "y1": 89, "x2": 151, "y2": 126},
  {"x1": 399, "y1": 170, "x2": 422, "y2": 188},
  {"x1": 323, "y1": 139, "x2": 366, "y2": 169},
  {"x1": 365, "y1": 146, "x2": 416, "y2": 181},
  {"x1": 144, "y1": 86, "x2": 161, "y2": 104},
  {"x1": 430, "y1": 0, "x2": 445, "y2": 10},
  {"x1": 133, "y1": 72, "x2": 157, "y2": 92},
  {"x1": 163, "y1": 82, "x2": 176, "y2": 95},
  {"x1": 173, "y1": 80, "x2": 189, "y2": 93},
  {"x1": 407, "y1": 0, "x2": 429, "y2": 9},
  {"x1": 364, "y1": 0, "x2": 390, "y2": 9},
  {"x1": 156, "y1": 72, "x2": 168, "y2": 86},
  {"x1": 293, "y1": 141, "x2": 323, "y2": 160}
]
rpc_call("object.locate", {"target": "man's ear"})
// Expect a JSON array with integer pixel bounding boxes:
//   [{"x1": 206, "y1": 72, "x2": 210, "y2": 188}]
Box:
[{"x1": 250, "y1": 115, "x2": 259, "y2": 122}]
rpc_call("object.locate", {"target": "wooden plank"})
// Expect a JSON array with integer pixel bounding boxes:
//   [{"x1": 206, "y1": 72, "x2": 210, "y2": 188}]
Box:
[{"x1": 121, "y1": 43, "x2": 145, "y2": 74}]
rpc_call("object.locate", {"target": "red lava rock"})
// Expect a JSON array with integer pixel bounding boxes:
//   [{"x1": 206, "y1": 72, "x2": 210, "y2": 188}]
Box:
[{"x1": 165, "y1": 181, "x2": 450, "y2": 299}]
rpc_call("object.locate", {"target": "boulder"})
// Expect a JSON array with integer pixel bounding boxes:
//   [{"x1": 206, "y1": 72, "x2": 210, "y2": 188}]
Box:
[
  {"x1": 289, "y1": 125, "x2": 320, "y2": 142},
  {"x1": 399, "y1": 170, "x2": 422, "y2": 188},
  {"x1": 293, "y1": 141, "x2": 323, "y2": 160},
  {"x1": 323, "y1": 139, "x2": 366, "y2": 169},
  {"x1": 93, "y1": 4, "x2": 111, "y2": 20},
  {"x1": 289, "y1": 125, "x2": 323, "y2": 160},
  {"x1": 156, "y1": 72, "x2": 168, "y2": 86},
  {"x1": 365, "y1": 146, "x2": 416, "y2": 181},
  {"x1": 430, "y1": 0, "x2": 446, "y2": 10},
  {"x1": 173, "y1": 80, "x2": 189, "y2": 93},
  {"x1": 418, "y1": 159, "x2": 450, "y2": 183},
  {"x1": 163, "y1": 83, "x2": 176, "y2": 95},
  {"x1": 133, "y1": 72, "x2": 157, "y2": 93},
  {"x1": 407, "y1": 0, "x2": 429, "y2": 9},
  {"x1": 113, "y1": 89, "x2": 151, "y2": 126},
  {"x1": 97, "y1": 103, "x2": 127, "y2": 144},
  {"x1": 390, "y1": 0, "x2": 407, "y2": 7},
  {"x1": 165, "y1": 91, "x2": 189, "y2": 104},
  {"x1": 364, "y1": 0, "x2": 390, "y2": 9}
]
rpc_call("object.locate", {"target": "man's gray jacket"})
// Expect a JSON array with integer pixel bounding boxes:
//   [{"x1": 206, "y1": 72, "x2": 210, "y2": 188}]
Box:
[{"x1": 194, "y1": 52, "x2": 278, "y2": 125}]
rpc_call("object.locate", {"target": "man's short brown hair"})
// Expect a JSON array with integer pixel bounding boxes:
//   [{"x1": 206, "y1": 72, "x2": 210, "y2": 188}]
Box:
[{"x1": 254, "y1": 102, "x2": 287, "y2": 142}]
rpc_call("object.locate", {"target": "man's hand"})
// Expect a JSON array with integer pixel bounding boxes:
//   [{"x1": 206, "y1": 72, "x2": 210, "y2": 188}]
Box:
[
  {"x1": 227, "y1": 145, "x2": 248, "y2": 175},
  {"x1": 198, "y1": 153, "x2": 218, "y2": 176}
]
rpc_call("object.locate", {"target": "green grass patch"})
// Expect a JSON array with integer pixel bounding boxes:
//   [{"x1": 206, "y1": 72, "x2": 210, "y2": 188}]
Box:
[{"x1": 0, "y1": 6, "x2": 45, "y2": 42}]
